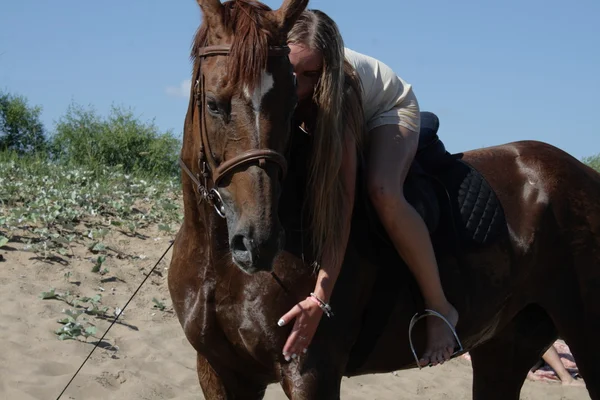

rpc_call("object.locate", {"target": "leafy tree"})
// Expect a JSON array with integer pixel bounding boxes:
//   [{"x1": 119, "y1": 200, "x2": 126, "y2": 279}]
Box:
[
  {"x1": 582, "y1": 153, "x2": 600, "y2": 173},
  {"x1": 0, "y1": 90, "x2": 47, "y2": 154}
]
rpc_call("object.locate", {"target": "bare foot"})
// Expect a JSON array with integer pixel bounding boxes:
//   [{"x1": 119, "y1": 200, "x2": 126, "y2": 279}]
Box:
[
  {"x1": 563, "y1": 379, "x2": 586, "y2": 387},
  {"x1": 560, "y1": 375, "x2": 585, "y2": 387},
  {"x1": 418, "y1": 304, "x2": 459, "y2": 367}
]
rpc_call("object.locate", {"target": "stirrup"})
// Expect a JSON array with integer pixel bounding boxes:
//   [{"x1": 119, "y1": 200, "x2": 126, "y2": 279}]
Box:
[{"x1": 408, "y1": 308, "x2": 463, "y2": 370}]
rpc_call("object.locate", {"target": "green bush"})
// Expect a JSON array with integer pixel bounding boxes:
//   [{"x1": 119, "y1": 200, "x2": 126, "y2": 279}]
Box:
[
  {"x1": 582, "y1": 153, "x2": 600, "y2": 173},
  {"x1": 50, "y1": 103, "x2": 181, "y2": 178},
  {"x1": 0, "y1": 90, "x2": 47, "y2": 155}
]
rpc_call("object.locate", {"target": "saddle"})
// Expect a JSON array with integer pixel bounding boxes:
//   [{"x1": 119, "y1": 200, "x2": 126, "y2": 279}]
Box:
[{"x1": 362, "y1": 111, "x2": 506, "y2": 252}]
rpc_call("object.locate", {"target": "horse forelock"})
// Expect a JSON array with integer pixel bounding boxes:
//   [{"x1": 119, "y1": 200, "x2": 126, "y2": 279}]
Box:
[{"x1": 192, "y1": 0, "x2": 277, "y2": 92}]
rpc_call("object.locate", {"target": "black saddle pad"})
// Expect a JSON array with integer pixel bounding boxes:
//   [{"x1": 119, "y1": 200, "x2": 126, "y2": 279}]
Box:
[{"x1": 433, "y1": 157, "x2": 507, "y2": 248}]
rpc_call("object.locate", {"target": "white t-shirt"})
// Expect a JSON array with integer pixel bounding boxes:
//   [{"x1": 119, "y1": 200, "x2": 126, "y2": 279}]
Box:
[{"x1": 344, "y1": 47, "x2": 416, "y2": 130}]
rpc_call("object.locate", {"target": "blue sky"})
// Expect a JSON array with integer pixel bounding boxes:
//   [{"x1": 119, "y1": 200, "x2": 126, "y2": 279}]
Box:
[{"x1": 2, "y1": 0, "x2": 598, "y2": 159}]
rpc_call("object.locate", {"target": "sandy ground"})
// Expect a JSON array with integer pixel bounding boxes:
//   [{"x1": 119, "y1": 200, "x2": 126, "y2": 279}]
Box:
[{"x1": 0, "y1": 226, "x2": 590, "y2": 400}]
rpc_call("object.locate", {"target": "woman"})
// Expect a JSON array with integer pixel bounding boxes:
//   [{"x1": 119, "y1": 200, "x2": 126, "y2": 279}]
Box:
[{"x1": 277, "y1": 9, "x2": 459, "y2": 368}]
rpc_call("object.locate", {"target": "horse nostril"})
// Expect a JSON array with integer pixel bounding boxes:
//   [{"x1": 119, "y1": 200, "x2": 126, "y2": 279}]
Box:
[
  {"x1": 230, "y1": 234, "x2": 255, "y2": 270},
  {"x1": 231, "y1": 234, "x2": 249, "y2": 253}
]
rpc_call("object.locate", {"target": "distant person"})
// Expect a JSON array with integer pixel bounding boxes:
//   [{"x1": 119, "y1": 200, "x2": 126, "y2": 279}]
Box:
[{"x1": 532, "y1": 343, "x2": 584, "y2": 386}]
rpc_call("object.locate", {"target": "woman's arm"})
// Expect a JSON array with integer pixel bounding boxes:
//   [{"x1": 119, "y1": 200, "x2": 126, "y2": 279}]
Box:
[{"x1": 277, "y1": 131, "x2": 357, "y2": 360}]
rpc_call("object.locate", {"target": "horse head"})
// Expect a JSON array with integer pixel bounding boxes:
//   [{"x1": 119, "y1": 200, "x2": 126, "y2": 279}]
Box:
[{"x1": 180, "y1": 0, "x2": 307, "y2": 274}]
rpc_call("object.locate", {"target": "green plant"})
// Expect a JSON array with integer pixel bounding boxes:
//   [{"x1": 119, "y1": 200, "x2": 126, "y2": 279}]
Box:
[
  {"x1": 50, "y1": 102, "x2": 181, "y2": 178},
  {"x1": 41, "y1": 288, "x2": 115, "y2": 340},
  {"x1": 582, "y1": 153, "x2": 600, "y2": 173},
  {"x1": 55, "y1": 309, "x2": 97, "y2": 341},
  {"x1": 152, "y1": 297, "x2": 166, "y2": 311},
  {"x1": 0, "y1": 153, "x2": 182, "y2": 261}
]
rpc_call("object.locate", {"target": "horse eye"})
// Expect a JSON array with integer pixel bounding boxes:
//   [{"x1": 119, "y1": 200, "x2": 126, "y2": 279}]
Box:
[{"x1": 206, "y1": 99, "x2": 219, "y2": 115}]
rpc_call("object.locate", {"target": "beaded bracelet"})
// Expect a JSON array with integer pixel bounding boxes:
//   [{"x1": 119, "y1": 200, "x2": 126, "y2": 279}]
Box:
[{"x1": 309, "y1": 292, "x2": 334, "y2": 318}]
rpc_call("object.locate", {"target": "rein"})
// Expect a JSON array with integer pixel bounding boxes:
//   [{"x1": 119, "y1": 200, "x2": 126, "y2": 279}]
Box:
[{"x1": 179, "y1": 44, "x2": 291, "y2": 218}]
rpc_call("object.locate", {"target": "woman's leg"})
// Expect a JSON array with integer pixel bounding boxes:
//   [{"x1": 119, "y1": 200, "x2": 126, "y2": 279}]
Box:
[
  {"x1": 542, "y1": 344, "x2": 581, "y2": 385},
  {"x1": 366, "y1": 122, "x2": 459, "y2": 367}
]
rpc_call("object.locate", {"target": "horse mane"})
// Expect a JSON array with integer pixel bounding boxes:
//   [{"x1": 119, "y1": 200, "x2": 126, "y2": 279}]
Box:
[{"x1": 191, "y1": 0, "x2": 277, "y2": 91}]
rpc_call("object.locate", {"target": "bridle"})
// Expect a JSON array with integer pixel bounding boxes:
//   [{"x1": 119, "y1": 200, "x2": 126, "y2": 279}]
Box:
[{"x1": 179, "y1": 44, "x2": 291, "y2": 218}]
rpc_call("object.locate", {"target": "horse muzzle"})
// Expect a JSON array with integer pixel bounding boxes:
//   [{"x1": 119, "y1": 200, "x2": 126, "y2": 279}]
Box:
[{"x1": 230, "y1": 224, "x2": 284, "y2": 273}]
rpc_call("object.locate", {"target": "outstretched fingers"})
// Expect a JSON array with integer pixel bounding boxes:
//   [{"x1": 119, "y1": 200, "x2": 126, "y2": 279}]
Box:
[{"x1": 278, "y1": 298, "x2": 323, "y2": 361}]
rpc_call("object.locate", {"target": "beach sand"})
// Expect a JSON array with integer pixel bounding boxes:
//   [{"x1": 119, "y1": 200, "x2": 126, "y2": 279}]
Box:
[{"x1": 0, "y1": 226, "x2": 589, "y2": 399}]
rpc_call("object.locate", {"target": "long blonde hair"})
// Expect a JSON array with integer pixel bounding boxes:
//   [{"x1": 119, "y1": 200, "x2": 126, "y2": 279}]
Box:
[{"x1": 288, "y1": 10, "x2": 365, "y2": 269}]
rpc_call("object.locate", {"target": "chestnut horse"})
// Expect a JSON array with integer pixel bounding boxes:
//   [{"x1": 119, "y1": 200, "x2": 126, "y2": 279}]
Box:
[{"x1": 168, "y1": 0, "x2": 600, "y2": 399}]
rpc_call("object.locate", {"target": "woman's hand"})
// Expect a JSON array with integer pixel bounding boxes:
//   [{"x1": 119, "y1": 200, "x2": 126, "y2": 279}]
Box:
[{"x1": 278, "y1": 297, "x2": 323, "y2": 361}]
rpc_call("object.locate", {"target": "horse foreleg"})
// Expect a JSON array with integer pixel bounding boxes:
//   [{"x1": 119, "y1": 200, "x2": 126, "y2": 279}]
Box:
[
  {"x1": 279, "y1": 355, "x2": 344, "y2": 400},
  {"x1": 196, "y1": 353, "x2": 267, "y2": 400},
  {"x1": 469, "y1": 305, "x2": 557, "y2": 400}
]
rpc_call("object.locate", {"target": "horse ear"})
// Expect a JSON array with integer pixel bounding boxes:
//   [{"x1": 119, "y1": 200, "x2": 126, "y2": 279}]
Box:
[
  {"x1": 196, "y1": 0, "x2": 225, "y2": 34},
  {"x1": 272, "y1": 0, "x2": 309, "y2": 34}
]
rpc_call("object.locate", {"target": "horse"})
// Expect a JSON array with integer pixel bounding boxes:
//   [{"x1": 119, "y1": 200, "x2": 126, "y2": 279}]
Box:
[{"x1": 168, "y1": 0, "x2": 600, "y2": 399}]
